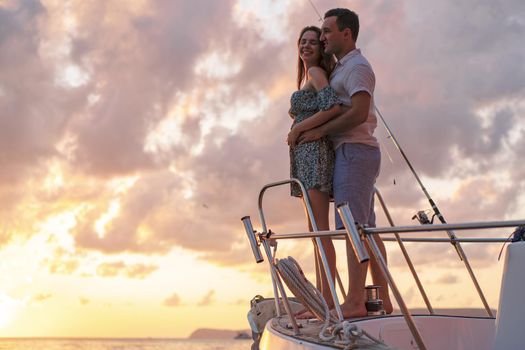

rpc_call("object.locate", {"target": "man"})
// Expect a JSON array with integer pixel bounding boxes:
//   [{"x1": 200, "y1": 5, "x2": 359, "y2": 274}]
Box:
[{"x1": 298, "y1": 8, "x2": 393, "y2": 318}]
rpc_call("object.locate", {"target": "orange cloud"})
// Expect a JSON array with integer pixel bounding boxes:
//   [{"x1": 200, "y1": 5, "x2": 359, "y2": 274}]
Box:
[
  {"x1": 198, "y1": 290, "x2": 216, "y2": 306},
  {"x1": 32, "y1": 293, "x2": 53, "y2": 303},
  {"x1": 96, "y1": 261, "x2": 158, "y2": 279},
  {"x1": 48, "y1": 260, "x2": 80, "y2": 275},
  {"x1": 163, "y1": 293, "x2": 181, "y2": 307}
]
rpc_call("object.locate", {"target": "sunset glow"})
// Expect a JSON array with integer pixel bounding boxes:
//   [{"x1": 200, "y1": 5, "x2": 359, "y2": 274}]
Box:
[{"x1": 0, "y1": 0, "x2": 524, "y2": 339}]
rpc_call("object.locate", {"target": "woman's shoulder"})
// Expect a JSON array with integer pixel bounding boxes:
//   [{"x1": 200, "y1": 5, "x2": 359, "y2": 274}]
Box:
[
  {"x1": 307, "y1": 66, "x2": 329, "y2": 91},
  {"x1": 307, "y1": 66, "x2": 328, "y2": 78}
]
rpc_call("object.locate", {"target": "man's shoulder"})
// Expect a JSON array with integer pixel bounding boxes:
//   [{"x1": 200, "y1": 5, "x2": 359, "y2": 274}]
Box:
[
  {"x1": 338, "y1": 60, "x2": 374, "y2": 81},
  {"x1": 346, "y1": 52, "x2": 372, "y2": 69}
]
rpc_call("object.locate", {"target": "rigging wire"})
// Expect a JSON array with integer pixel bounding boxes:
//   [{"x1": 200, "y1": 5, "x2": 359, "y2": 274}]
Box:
[{"x1": 307, "y1": 0, "x2": 323, "y2": 22}]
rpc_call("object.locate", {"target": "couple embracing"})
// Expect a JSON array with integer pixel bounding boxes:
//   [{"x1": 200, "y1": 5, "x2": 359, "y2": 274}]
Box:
[{"x1": 287, "y1": 8, "x2": 393, "y2": 318}]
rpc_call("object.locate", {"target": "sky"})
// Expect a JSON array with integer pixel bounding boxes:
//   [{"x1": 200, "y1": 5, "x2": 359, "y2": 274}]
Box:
[{"x1": 0, "y1": 0, "x2": 524, "y2": 339}]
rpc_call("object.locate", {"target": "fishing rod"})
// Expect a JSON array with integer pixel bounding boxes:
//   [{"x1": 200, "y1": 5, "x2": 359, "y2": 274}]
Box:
[
  {"x1": 374, "y1": 107, "x2": 460, "y2": 241},
  {"x1": 375, "y1": 105, "x2": 494, "y2": 317}
]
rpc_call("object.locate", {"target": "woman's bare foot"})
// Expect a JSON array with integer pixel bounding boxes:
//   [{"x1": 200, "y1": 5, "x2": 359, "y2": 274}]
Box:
[
  {"x1": 296, "y1": 309, "x2": 315, "y2": 319},
  {"x1": 339, "y1": 301, "x2": 368, "y2": 319},
  {"x1": 294, "y1": 302, "x2": 332, "y2": 320}
]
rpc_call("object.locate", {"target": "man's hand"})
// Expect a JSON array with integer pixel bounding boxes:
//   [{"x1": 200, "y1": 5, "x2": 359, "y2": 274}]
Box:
[
  {"x1": 297, "y1": 127, "x2": 324, "y2": 144},
  {"x1": 287, "y1": 126, "x2": 302, "y2": 146}
]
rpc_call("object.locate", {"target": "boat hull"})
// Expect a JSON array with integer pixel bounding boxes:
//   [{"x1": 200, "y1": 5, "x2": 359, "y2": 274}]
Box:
[{"x1": 259, "y1": 314, "x2": 495, "y2": 350}]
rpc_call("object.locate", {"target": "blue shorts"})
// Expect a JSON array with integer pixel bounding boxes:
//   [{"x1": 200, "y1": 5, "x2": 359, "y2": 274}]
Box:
[{"x1": 333, "y1": 143, "x2": 380, "y2": 230}]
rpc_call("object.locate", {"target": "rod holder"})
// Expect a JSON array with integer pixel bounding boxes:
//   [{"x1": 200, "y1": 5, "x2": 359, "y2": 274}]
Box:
[
  {"x1": 241, "y1": 216, "x2": 264, "y2": 263},
  {"x1": 337, "y1": 203, "x2": 370, "y2": 263}
]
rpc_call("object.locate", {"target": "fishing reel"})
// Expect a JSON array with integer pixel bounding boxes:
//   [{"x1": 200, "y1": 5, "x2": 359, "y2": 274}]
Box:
[
  {"x1": 412, "y1": 210, "x2": 436, "y2": 225},
  {"x1": 365, "y1": 285, "x2": 385, "y2": 316}
]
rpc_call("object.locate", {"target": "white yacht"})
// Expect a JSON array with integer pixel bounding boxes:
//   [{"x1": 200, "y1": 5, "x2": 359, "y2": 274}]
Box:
[{"x1": 242, "y1": 179, "x2": 525, "y2": 350}]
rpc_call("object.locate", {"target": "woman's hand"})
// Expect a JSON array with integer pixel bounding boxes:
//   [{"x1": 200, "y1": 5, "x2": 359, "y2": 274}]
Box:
[{"x1": 287, "y1": 126, "x2": 302, "y2": 147}]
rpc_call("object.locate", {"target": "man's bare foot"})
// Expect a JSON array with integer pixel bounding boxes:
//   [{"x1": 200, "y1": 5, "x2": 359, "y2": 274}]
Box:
[
  {"x1": 339, "y1": 301, "x2": 368, "y2": 319},
  {"x1": 383, "y1": 296, "x2": 393, "y2": 314},
  {"x1": 294, "y1": 307, "x2": 307, "y2": 316}
]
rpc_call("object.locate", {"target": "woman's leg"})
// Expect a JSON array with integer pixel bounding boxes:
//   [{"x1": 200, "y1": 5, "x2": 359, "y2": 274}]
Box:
[{"x1": 305, "y1": 189, "x2": 336, "y2": 306}]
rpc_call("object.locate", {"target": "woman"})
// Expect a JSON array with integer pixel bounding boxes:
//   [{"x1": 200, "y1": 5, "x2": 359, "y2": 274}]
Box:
[{"x1": 288, "y1": 26, "x2": 344, "y2": 308}]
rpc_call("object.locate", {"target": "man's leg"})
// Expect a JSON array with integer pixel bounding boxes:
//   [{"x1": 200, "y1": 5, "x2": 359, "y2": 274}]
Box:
[
  {"x1": 366, "y1": 194, "x2": 394, "y2": 313},
  {"x1": 334, "y1": 143, "x2": 380, "y2": 318},
  {"x1": 343, "y1": 238, "x2": 369, "y2": 317},
  {"x1": 369, "y1": 235, "x2": 393, "y2": 313}
]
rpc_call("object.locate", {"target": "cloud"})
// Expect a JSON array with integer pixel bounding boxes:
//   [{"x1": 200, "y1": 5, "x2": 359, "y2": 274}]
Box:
[
  {"x1": 0, "y1": 0, "x2": 298, "y2": 260},
  {"x1": 48, "y1": 259, "x2": 79, "y2": 275},
  {"x1": 366, "y1": 1, "x2": 525, "y2": 205},
  {"x1": 0, "y1": 0, "x2": 524, "y2": 275},
  {"x1": 435, "y1": 274, "x2": 459, "y2": 285},
  {"x1": 0, "y1": 0, "x2": 53, "y2": 181},
  {"x1": 32, "y1": 293, "x2": 52, "y2": 303},
  {"x1": 198, "y1": 289, "x2": 215, "y2": 306},
  {"x1": 230, "y1": 298, "x2": 245, "y2": 306},
  {"x1": 163, "y1": 293, "x2": 181, "y2": 307},
  {"x1": 43, "y1": 247, "x2": 84, "y2": 275},
  {"x1": 389, "y1": 243, "x2": 454, "y2": 268},
  {"x1": 96, "y1": 261, "x2": 158, "y2": 279},
  {"x1": 125, "y1": 264, "x2": 158, "y2": 279},
  {"x1": 64, "y1": 0, "x2": 237, "y2": 176},
  {"x1": 96, "y1": 261, "x2": 125, "y2": 277}
]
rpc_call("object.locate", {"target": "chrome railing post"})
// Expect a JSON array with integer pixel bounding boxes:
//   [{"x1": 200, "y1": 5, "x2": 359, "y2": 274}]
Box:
[{"x1": 336, "y1": 203, "x2": 370, "y2": 263}]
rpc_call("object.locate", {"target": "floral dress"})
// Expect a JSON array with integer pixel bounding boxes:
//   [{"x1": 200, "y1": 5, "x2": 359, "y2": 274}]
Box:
[{"x1": 289, "y1": 85, "x2": 341, "y2": 197}]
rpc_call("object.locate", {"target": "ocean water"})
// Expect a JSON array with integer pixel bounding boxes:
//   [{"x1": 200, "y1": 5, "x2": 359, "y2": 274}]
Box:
[{"x1": 0, "y1": 338, "x2": 252, "y2": 350}]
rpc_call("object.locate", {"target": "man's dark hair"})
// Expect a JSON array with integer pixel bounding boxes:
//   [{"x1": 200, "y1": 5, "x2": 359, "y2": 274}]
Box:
[{"x1": 324, "y1": 8, "x2": 359, "y2": 42}]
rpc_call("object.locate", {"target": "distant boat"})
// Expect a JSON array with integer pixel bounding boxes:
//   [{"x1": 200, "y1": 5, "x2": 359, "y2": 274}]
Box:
[{"x1": 234, "y1": 331, "x2": 251, "y2": 340}]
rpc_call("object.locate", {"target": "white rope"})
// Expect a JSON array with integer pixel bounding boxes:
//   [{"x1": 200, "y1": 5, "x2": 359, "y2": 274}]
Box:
[
  {"x1": 276, "y1": 257, "x2": 335, "y2": 323},
  {"x1": 276, "y1": 256, "x2": 392, "y2": 350},
  {"x1": 330, "y1": 322, "x2": 392, "y2": 350}
]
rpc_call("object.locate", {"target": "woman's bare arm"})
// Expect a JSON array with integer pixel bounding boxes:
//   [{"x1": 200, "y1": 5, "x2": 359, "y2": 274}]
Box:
[{"x1": 287, "y1": 67, "x2": 344, "y2": 146}]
